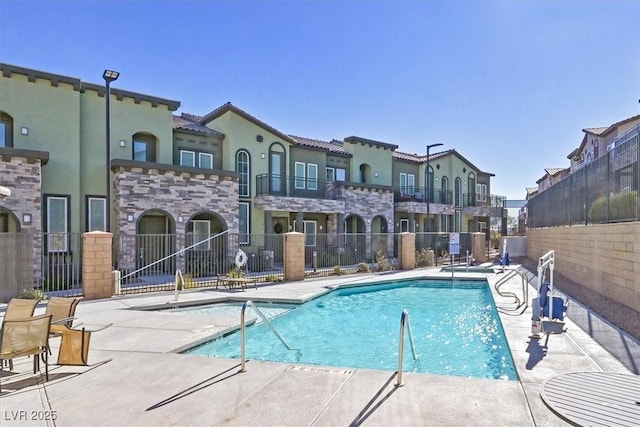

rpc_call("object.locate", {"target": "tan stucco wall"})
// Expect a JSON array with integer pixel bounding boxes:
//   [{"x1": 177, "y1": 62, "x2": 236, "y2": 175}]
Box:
[{"x1": 527, "y1": 224, "x2": 640, "y2": 312}]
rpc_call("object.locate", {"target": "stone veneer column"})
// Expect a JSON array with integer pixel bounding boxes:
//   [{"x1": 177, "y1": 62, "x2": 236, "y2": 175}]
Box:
[
  {"x1": 471, "y1": 232, "x2": 487, "y2": 263},
  {"x1": 283, "y1": 232, "x2": 305, "y2": 281},
  {"x1": 82, "y1": 231, "x2": 113, "y2": 300},
  {"x1": 398, "y1": 232, "x2": 416, "y2": 270}
]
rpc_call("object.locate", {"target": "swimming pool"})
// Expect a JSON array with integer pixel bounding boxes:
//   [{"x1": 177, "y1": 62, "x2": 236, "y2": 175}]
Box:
[{"x1": 186, "y1": 279, "x2": 517, "y2": 380}]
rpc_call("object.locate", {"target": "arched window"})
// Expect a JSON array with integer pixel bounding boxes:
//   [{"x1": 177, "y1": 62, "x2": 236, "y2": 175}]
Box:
[
  {"x1": 441, "y1": 176, "x2": 449, "y2": 204},
  {"x1": 236, "y1": 150, "x2": 250, "y2": 197},
  {"x1": 467, "y1": 173, "x2": 476, "y2": 206},
  {"x1": 132, "y1": 133, "x2": 157, "y2": 162},
  {"x1": 455, "y1": 177, "x2": 462, "y2": 207}
]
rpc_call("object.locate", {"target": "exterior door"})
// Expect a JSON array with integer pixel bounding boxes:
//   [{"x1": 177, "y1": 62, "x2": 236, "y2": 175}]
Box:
[{"x1": 270, "y1": 152, "x2": 285, "y2": 195}]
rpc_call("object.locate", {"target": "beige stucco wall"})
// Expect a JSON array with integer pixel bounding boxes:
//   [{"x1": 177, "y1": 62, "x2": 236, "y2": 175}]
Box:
[{"x1": 527, "y1": 224, "x2": 640, "y2": 312}]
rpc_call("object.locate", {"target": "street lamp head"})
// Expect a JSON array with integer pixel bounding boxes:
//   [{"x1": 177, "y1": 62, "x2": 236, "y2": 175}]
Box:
[
  {"x1": 103, "y1": 69, "x2": 120, "y2": 82},
  {"x1": 427, "y1": 143, "x2": 444, "y2": 152}
]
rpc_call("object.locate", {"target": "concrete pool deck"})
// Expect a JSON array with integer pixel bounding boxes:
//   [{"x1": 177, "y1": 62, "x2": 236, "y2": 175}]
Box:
[{"x1": 1, "y1": 266, "x2": 638, "y2": 426}]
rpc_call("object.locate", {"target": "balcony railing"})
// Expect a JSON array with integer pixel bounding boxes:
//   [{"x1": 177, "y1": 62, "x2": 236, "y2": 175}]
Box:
[
  {"x1": 255, "y1": 174, "x2": 343, "y2": 200},
  {"x1": 395, "y1": 187, "x2": 506, "y2": 209}
]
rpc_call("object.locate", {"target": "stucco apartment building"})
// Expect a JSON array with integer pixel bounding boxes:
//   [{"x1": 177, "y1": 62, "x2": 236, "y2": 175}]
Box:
[{"x1": 0, "y1": 63, "x2": 503, "y2": 286}]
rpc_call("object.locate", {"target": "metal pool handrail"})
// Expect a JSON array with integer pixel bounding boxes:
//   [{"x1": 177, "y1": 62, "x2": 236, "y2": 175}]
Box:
[
  {"x1": 240, "y1": 300, "x2": 291, "y2": 372},
  {"x1": 395, "y1": 309, "x2": 418, "y2": 387}
]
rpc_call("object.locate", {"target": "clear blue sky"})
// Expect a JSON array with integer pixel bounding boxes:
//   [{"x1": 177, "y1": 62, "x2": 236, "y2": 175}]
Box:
[{"x1": 1, "y1": 0, "x2": 638, "y2": 200}]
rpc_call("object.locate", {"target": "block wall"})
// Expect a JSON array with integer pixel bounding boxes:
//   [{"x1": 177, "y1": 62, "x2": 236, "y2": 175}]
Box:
[{"x1": 527, "y1": 224, "x2": 640, "y2": 312}]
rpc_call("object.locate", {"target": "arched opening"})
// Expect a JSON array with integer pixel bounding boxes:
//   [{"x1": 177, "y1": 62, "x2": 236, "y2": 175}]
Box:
[
  {"x1": 371, "y1": 215, "x2": 390, "y2": 258},
  {"x1": 344, "y1": 214, "x2": 366, "y2": 263},
  {"x1": 136, "y1": 209, "x2": 175, "y2": 274},
  {"x1": 455, "y1": 177, "x2": 462, "y2": 207},
  {"x1": 0, "y1": 111, "x2": 14, "y2": 148},
  {"x1": 132, "y1": 132, "x2": 158, "y2": 162},
  {"x1": 359, "y1": 163, "x2": 372, "y2": 183},
  {"x1": 467, "y1": 172, "x2": 476, "y2": 206},
  {"x1": 185, "y1": 211, "x2": 228, "y2": 277},
  {"x1": 441, "y1": 176, "x2": 449, "y2": 204},
  {"x1": 0, "y1": 207, "x2": 21, "y2": 232}
]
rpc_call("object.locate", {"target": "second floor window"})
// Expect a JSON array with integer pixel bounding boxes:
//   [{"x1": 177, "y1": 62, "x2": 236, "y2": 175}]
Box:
[
  {"x1": 133, "y1": 134, "x2": 157, "y2": 162},
  {"x1": 236, "y1": 151, "x2": 250, "y2": 197},
  {"x1": 476, "y1": 183, "x2": 488, "y2": 202},
  {"x1": 295, "y1": 162, "x2": 318, "y2": 190},
  {"x1": 400, "y1": 173, "x2": 415, "y2": 196},
  {"x1": 179, "y1": 150, "x2": 213, "y2": 169}
]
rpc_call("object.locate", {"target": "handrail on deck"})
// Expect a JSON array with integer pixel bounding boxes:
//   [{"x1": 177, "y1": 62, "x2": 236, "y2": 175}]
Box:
[
  {"x1": 495, "y1": 267, "x2": 531, "y2": 313},
  {"x1": 395, "y1": 309, "x2": 418, "y2": 387},
  {"x1": 240, "y1": 300, "x2": 291, "y2": 372}
]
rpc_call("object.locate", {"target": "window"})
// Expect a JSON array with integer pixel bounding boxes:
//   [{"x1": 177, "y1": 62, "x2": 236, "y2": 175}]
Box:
[
  {"x1": 440, "y1": 214, "x2": 450, "y2": 232},
  {"x1": 326, "y1": 167, "x2": 335, "y2": 181},
  {"x1": 239, "y1": 202, "x2": 249, "y2": 245},
  {"x1": 400, "y1": 219, "x2": 409, "y2": 232},
  {"x1": 87, "y1": 197, "x2": 106, "y2": 231},
  {"x1": 476, "y1": 183, "x2": 488, "y2": 202},
  {"x1": 0, "y1": 112, "x2": 13, "y2": 148},
  {"x1": 335, "y1": 168, "x2": 346, "y2": 181},
  {"x1": 307, "y1": 164, "x2": 318, "y2": 190},
  {"x1": 0, "y1": 211, "x2": 8, "y2": 232},
  {"x1": 180, "y1": 150, "x2": 196, "y2": 167},
  {"x1": 236, "y1": 151, "x2": 250, "y2": 197},
  {"x1": 133, "y1": 134, "x2": 156, "y2": 162},
  {"x1": 400, "y1": 173, "x2": 415, "y2": 196},
  {"x1": 199, "y1": 153, "x2": 213, "y2": 169},
  {"x1": 46, "y1": 196, "x2": 69, "y2": 252},
  {"x1": 454, "y1": 210, "x2": 461, "y2": 232},
  {"x1": 295, "y1": 162, "x2": 306, "y2": 189},
  {"x1": 192, "y1": 220, "x2": 210, "y2": 250},
  {"x1": 441, "y1": 176, "x2": 449, "y2": 204},
  {"x1": 455, "y1": 177, "x2": 462, "y2": 207}
]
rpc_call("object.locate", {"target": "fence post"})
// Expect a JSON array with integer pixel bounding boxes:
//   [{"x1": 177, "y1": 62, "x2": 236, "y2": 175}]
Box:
[
  {"x1": 82, "y1": 231, "x2": 113, "y2": 300},
  {"x1": 283, "y1": 232, "x2": 305, "y2": 281},
  {"x1": 398, "y1": 232, "x2": 416, "y2": 270}
]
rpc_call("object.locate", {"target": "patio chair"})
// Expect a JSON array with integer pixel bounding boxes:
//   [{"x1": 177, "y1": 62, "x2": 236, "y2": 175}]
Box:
[
  {"x1": 45, "y1": 297, "x2": 81, "y2": 335},
  {"x1": 0, "y1": 314, "x2": 52, "y2": 392},
  {"x1": 3, "y1": 298, "x2": 39, "y2": 321}
]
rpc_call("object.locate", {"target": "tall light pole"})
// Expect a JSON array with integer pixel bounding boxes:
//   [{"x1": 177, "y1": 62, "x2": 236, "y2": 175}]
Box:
[
  {"x1": 103, "y1": 69, "x2": 119, "y2": 232},
  {"x1": 426, "y1": 143, "x2": 444, "y2": 231}
]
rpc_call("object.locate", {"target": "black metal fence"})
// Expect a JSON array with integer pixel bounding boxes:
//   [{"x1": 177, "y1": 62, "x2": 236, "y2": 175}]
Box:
[{"x1": 528, "y1": 126, "x2": 639, "y2": 228}]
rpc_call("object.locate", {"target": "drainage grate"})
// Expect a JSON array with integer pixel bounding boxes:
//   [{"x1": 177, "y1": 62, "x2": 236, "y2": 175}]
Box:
[{"x1": 288, "y1": 365, "x2": 354, "y2": 375}]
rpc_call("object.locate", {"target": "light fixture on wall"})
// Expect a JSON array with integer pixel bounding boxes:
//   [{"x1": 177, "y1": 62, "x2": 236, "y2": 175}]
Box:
[
  {"x1": 22, "y1": 213, "x2": 32, "y2": 224},
  {"x1": 20, "y1": 127, "x2": 28, "y2": 135},
  {"x1": 119, "y1": 140, "x2": 126, "y2": 147},
  {"x1": 256, "y1": 134, "x2": 263, "y2": 143},
  {"x1": 261, "y1": 153, "x2": 266, "y2": 159},
  {"x1": 374, "y1": 172, "x2": 379, "y2": 177},
  {"x1": 127, "y1": 214, "x2": 134, "y2": 222}
]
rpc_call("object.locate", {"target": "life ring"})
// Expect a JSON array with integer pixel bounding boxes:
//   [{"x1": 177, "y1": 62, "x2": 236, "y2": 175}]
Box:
[{"x1": 235, "y1": 249, "x2": 248, "y2": 268}]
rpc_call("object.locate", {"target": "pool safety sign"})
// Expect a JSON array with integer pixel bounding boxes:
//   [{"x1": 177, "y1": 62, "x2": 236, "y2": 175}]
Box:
[{"x1": 449, "y1": 233, "x2": 460, "y2": 255}]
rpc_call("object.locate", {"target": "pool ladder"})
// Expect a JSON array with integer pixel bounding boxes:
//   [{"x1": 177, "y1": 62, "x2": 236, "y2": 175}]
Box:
[
  {"x1": 240, "y1": 300, "x2": 291, "y2": 372},
  {"x1": 495, "y1": 266, "x2": 533, "y2": 314},
  {"x1": 395, "y1": 309, "x2": 418, "y2": 387}
]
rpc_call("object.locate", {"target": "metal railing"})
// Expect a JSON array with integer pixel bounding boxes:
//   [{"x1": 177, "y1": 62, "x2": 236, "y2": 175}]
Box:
[
  {"x1": 240, "y1": 300, "x2": 291, "y2": 372},
  {"x1": 255, "y1": 174, "x2": 343, "y2": 200},
  {"x1": 528, "y1": 126, "x2": 639, "y2": 228},
  {"x1": 395, "y1": 309, "x2": 418, "y2": 387},
  {"x1": 494, "y1": 266, "x2": 532, "y2": 314}
]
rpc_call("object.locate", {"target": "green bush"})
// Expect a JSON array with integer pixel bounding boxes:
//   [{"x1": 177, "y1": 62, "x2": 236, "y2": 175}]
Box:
[
  {"x1": 357, "y1": 262, "x2": 370, "y2": 273},
  {"x1": 19, "y1": 288, "x2": 47, "y2": 300},
  {"x1": 589, "y1": 190, "x2": 638, "y2": 222},
  {"x1": 332, "y1": 265, "x2": 346, "y2": 275}
]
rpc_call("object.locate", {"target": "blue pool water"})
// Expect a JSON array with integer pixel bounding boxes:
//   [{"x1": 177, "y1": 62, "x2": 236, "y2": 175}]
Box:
[{"x1": 186, "y1": 280, "x2": 517, "y2": 380}]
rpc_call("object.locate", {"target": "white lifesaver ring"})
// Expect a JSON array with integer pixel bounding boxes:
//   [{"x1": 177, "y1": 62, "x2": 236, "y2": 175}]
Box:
[{"x1": 235, "y1": 249, "x2": 248, "y2": 268}]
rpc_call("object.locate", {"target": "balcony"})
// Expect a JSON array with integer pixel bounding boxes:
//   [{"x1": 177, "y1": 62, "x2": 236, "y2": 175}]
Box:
[
  {"x1": 394, "y1": 186, "x2": 452, "y2": 204},
  {"x1": 255, "y1": 174, "x2": 343, "y2": 200}
]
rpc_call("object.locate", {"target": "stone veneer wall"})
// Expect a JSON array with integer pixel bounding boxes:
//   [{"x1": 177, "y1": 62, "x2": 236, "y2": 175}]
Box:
[
  {"x1": 527, "y1": 224, "x2": 640, "y2": 312},
  {"x1": 0, "y1": 155, "x2": 44, "y2": 283},
  {"x1": 113, "y1": 165, "x2": 239, "y2": 271}
]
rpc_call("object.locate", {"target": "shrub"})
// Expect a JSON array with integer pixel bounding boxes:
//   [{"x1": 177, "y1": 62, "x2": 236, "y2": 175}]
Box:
[
  {"x1": 332, "y1": 265, "x2": 346, "y2": 275},
  {"x1": 375, "y1": 251, "x2": 393, "y2": 272},
  {"x1": 589, "y1": 190, "x2": 638, "y2": 223},
  {"x1": 19, "y1": 288, "x2": 47, "y2": 300},
  {"x1": 415, "y1": 248, "x2": 435, "y2": 267},
  {"x1": 357, "y1": 262, "x2": 370, "y2": 273}
]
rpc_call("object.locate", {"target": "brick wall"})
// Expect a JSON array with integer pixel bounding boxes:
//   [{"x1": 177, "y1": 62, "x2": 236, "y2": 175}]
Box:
[{"x1": 527, "y1": 224, "x2": 640, "y2": 312}]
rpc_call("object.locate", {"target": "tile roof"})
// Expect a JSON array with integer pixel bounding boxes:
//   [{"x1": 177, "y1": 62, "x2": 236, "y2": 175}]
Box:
[
  {"x1": 545, "y1": 167, "x2": 569, "y2": 176},
  {"x1": 582, "y1": 127, "x2": 607, "y2": 135},
  {"x1": 288, "y1": 135, "x2": 351, "y2": 156},
  {"x1": 173, "y1": 115, "x2": 225, "y2": 137},
  {"x1": 393, "y1": 149, "x2": 494, "y2": 176},
  {"x1": 343, "y1": 136, "x2": 399, "y2": 150}
]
